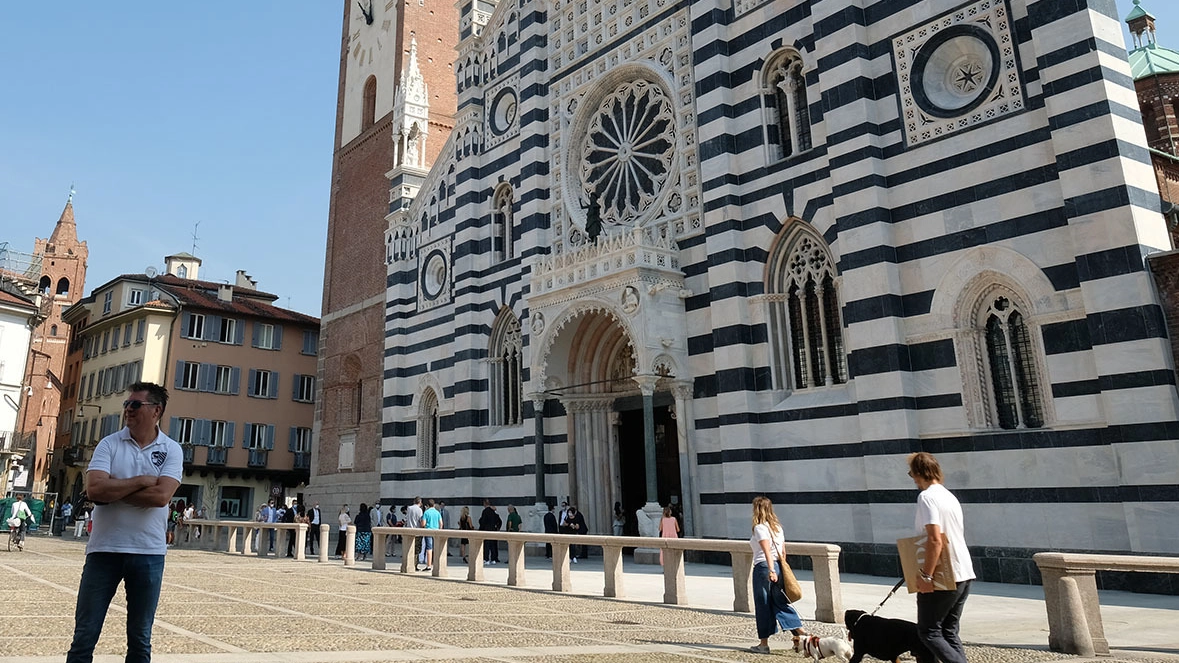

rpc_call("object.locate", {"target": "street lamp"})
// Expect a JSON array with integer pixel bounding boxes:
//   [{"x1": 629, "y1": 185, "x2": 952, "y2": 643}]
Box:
[{"x1": 76, "y1": 404, "x2": 101, "y2": 419}]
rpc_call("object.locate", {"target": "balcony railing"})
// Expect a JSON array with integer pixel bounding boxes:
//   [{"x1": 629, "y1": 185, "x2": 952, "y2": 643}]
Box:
[
  {"x1": 247, "y1": 449, "x2": 268, "y2": 468},
  {"x1": 182, "y1": 446, "x2": 194, "y2": 463},
  {"x1": 206, "y1": 447, "x2": 228, "y2": 466},
  {"x1": 64, "y1": 446, "x2": 88, "y2": 466},
  {"x1": 293, "y1": 452, "x2": 311, "y2": 470}
]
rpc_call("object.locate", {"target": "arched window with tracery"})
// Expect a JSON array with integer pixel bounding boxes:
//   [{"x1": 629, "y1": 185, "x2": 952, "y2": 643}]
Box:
[
  {"x1": 489, "y1": 309, "x2": 523, "y2": 425},
  {"x1": 975, "y1": 290, "x2": 1045, "y2": 429},
  {"x1": 493, "y1": 184, "x2": 514, "y2": 261},
  {"x1": 765, "y1": 224, "x2": 846, "y2": 391},
  {"x1": 417, "y1": 388, "x2": 439, "y2": 469},
  {"x1": 763, "y1": 50, "x2": 812, "y2": 161},
  {"x1": 362, "y1": 76, "x2": 377, "y2": 130}
]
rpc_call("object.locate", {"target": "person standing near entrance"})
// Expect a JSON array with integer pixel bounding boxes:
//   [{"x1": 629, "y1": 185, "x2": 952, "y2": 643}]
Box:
[
  {"x1": 563, "y1": 505, "x2": 587, "y2": 563},
  {"x1": 908, "y1": 452, "x2": 975, "y2": 663},
  {"x1": 420, "y1": 499, "x2": 442, "y2": 571},
  {"x1": 478, "y1": 499, "x2": 502, "y2": 564},
  {"x1": 307, "y1": 502, "x2": 321, "y2": 555},
  {"x1": 542, "y1": 503, "x2": 558, "y2": 559},
  {"x1": 658, "y1": 505, "x2": 680, "y2": 565},
  {"x1": 66, "y1": 382, "x2": 183, "y2": 663}
]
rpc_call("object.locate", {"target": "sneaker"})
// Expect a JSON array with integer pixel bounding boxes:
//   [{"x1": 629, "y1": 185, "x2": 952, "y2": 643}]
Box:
[
  {"x1": 749, "y1": 644, "x2": 771, "y2": 654},
  {"x1": 424, "y1": 566, "x2": 432, "y2": 571}
]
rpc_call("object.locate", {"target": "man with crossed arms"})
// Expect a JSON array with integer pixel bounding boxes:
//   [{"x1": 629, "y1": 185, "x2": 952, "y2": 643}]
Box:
[{"x1": 67, "y1": 382, "x2": 183, "y2": 663}]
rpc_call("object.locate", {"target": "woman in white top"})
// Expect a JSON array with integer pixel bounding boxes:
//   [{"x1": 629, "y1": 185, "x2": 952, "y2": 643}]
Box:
[
  {"x1": 748, "y1": 496, "x2": 806, "y2": 654},
  {"x1": 335, "y1": 505, "x2": 352, "y2": 558},
  {"x1": 908, "y1": 452, "x2": 975, "y2": 663}
]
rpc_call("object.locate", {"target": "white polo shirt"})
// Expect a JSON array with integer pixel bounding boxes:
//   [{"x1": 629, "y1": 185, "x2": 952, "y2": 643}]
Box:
[{"x1": 87, "y1": 426, "x2": 183, "y2": 556}]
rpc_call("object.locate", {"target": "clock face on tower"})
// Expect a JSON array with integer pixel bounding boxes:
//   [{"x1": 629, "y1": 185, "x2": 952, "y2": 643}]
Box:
[{"x1": 350, "y1": 0, "x2": 389, "y2": 67}]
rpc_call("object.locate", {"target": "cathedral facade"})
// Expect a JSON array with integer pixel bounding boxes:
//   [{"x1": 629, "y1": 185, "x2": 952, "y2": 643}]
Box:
[{"x1": 378, "y1": 0, "x2": 1179, "y2": 581}]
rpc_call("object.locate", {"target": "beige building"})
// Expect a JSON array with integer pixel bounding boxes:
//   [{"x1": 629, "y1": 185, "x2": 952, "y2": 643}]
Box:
[{"x1": 54, "y1": 254, "x2": 319, "y2": 517}]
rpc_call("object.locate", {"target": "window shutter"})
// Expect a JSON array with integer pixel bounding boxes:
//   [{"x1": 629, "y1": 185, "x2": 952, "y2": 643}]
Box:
[
  {"x1": 205, "y1": 315, "x2": 221, "y2": 342},
  {"x1": 251, "y1": 322, "x2": 260, "y2": 348},
  {"x1": 292, "y1": 374, "x2": 301, "y2": 400},
  {"x1": 248, "y1": 369, "x2": 258, "y2": 396},
  {"x1": 174, "y1": 361, "x2": 184, "y2": 389},
  {"x1": 230, "y1": 367, "x2": 241, "y2": 394},
  {"x1": 198, "y1": 363, "x2": 212, "y2": 392},
  {"x1": 235, "y1": 320, "x2": 245, "y2": 345},
  {"x1": 243, "y1": 423, "x2": 253, "y2": 448},
  {"x1": 266, "y1": 424, "x2": 276, "y2": 450},
  {"x1": 268, "y1": 372, "x2": 279, "y2": 399},
  {"x1": 226, "y1": 421, "x2": 235, "y2": 448},
  {"x1": 169, "y1": 417, "x2": 180, "y2": 440},
  {"x1": 289, "y1": 427, "x2": 297, "y2": 452},
  {"x1": 137, "y1": 318, "x2": 146, "y2": 342},
  {"x1": 195, "y1": 419, "x2": 209, "y2": 446},
  {"x1": 181, "y1": 312, "x2": 191, "y2": 338},
  {"x1": 273, "y1": 325, "x2": 283, "y2": 350}
]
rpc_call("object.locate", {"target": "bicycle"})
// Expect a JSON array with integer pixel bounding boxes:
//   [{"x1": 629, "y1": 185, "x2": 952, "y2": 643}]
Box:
[{"x1": 7, "y1": 520, "x2": 27, "y2": 552}]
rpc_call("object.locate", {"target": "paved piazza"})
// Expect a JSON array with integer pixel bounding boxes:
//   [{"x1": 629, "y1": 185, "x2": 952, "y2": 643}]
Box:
[{"x1": 1, "y1": 537, "x2": 1175, "y2": 663}]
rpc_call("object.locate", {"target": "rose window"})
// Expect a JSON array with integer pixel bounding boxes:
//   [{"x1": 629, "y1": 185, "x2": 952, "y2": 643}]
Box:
[{"x1": 579, "y1": 80, "x2": 676, "y2": 227}]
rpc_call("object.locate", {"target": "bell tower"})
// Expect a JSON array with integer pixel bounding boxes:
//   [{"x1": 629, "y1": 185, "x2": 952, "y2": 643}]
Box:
[{"x1": 18, "y1": 190, "x2": 88, "y2": 493}]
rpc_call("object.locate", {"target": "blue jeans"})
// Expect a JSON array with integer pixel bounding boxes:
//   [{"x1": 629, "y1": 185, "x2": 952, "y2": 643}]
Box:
[
  {"x1": 753, "y1": 561, "x2": 803, "y2": 639},
  {"x1": 917, "y1": 579, "x2": 972, "y2": 663},
  {"x1": 67, "y1": 553, "x2": 166, "y2": 663}
]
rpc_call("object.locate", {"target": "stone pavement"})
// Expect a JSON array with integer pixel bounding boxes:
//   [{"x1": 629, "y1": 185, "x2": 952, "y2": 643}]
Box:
[{"x1": 0, "y1": 536, "x2": 1175, "y2": 663}]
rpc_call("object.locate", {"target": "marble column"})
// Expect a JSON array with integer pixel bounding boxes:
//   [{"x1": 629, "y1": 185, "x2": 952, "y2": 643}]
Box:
[{"x1": 671, "y1": 380, "x2": 696, "y2": 537}]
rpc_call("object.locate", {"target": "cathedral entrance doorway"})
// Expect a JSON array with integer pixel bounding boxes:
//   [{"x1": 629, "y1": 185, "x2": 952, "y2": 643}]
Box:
[{"x1": 616, "y1": 397, "x2": 680, "y2": 537}]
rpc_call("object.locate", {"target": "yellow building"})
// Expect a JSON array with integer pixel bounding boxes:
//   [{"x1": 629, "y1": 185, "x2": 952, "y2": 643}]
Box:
[{"x1": 52, "y1": 253, "x2": 319, "y2": 518}]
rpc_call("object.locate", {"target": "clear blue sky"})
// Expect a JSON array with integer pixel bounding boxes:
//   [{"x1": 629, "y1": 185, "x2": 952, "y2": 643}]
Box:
[{"x1": 1, "y1": 2, "x2": 1176, "y2": 318}]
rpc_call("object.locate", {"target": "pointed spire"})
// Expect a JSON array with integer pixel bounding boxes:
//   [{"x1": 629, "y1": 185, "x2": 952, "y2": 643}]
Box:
[{"x1": 48, "y1": 186, "x2": 78, "y2": 245}]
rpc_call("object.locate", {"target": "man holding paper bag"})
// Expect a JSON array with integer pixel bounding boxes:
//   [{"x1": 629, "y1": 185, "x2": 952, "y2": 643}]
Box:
[{"x1": 907, "y1": 452, "x2": 975, "y2": 663}]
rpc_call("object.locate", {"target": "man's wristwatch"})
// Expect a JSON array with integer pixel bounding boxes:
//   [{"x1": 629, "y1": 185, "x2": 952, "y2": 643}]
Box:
[{"x1": 920, "y1": 571, "x2": 933, "y2": 582}]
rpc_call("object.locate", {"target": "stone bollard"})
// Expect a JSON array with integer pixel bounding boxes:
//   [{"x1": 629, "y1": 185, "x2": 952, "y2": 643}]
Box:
[
  {"x1": 318, "y1": 524, "x2": 330, "y2": 563},
  {"x1": 373, "y1": 531, "x2": 387, "y2": 570},
  {"x1": 241, "y1": 526, "x2": 254, "y2": 556},
  {"x1": 1058, "y1": 577, "x2": 1096, "y2": 656},
  {"x1": 400, "y1": 534, "x2": 418, "y2": 573},
  {"x1": 295, "y1": 524, "x2": 307, "y2": 561},
  {"x1": 467, "y1": 539, "x2": 485, "y2": 581},
  {"x1": 228, "y1": 526, "x2": 240, "y2": 554},
  {"x1": 433, "y1": 534, "x2": 449, "y2": 577},
  {"x1": 344, "y1": 525, "x2": 356, "y2": 566}
]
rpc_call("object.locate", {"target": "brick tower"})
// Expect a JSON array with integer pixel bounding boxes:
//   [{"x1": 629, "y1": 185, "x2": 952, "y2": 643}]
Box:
[
  {"x1": 310, "y1": 0, "x2": 458, "y2": 510},
  {"x1": 17, "y1": 193, "x2": 88, "y2": 493}
]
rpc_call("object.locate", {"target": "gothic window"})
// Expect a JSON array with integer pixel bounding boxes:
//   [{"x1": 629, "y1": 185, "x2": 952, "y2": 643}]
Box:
[
  {"x1": 493, "y1": 184, "x2": 514, "y2": 261},
  {"x1": 55, "y1": 277, "x2": 70, "y2": 296},
  {"x1": 362, "y1": 76, "x2": 377, "y2": 130},
  {"x1": 417, "y1": 388, "x2": 439, "y2": 469},
  {"x1": 763, "y1": 51, "x2": 812, "y2": 161},
  {"x1": 39, "y1": 276, "x2": 50, "y2": 294},
  {"x1": 765, "y1": 224, "x2": 846, "y2": 391},
  {"x1": 489, "y1": 309, "x2": 523, "y2": 426},
  {"x1": 977, "y1": 292, "x2": 1045, "y2": 429}
]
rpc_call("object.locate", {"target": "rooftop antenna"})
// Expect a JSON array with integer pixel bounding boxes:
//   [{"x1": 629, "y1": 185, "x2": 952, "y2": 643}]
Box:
[{"x1": 191, "y1": 221, "x2": 200, "y2": 256}]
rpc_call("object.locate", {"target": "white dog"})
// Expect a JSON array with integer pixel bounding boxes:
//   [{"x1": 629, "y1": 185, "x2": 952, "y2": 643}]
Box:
[{"x1": 795, "y1": 634, "x2": 853, "y2": 663}]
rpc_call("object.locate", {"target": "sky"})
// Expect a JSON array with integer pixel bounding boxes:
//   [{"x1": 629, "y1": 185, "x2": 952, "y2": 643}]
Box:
[{"x1": 1, "y1": 1, "x2": 1176, "y2": 318}]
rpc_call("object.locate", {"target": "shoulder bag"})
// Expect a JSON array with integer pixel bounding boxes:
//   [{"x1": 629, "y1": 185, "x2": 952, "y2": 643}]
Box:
[{"x1": 770, "y1": 537, "x2": 804, "y2": 603}]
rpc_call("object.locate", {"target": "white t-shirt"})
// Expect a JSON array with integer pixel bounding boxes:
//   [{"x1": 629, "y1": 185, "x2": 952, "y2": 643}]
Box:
[
  {"x1": 749, "y1": 522, "x2": 785, "y2": 566},
  {"x1": 86, "y1": 427, "x2": 183, "y2": 556},
  {"x1": 915, "y1": 483, "x2": 976, "y2": 583}
]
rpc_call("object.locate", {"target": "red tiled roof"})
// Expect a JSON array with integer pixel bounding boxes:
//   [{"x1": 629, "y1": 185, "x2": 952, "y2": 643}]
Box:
[
  {"x1": 0, "y1": 288, "x2": 37, "y2": 309},
  {"x1": 156, "y1": 279, "x2": 319, "y2": 325}
]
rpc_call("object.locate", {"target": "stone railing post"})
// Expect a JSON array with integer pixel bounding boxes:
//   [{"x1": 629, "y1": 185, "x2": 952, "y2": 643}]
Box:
[
  {"x1": 663, "y1": 548, "x2": 686, "y2": 605},
  {"x1": 433, "y1": 534, "x2": 449, "y2": 577},
  {"x1": 319, "y1": 524, "x2": 330, "y2": 563},
  {"x1": 551, "y1": 542, "x2": 571, "y2": 592},
  {"x1": 372, "y1": 530, "x2": 387, "y2": 570},
  {"x1": 507, "y1": 540, "x2": 526, "y2": 586},
  {"x1": 603, "y1": 545, "x2": 624, "y2": 597},
  {"x1": 810, "y1": 549, "x2": 842, "y2": 623},
  {"x1": 731, "y1": 550, "x2": 754, "y2": 613},
  {"x1": 400, "y1": 533, "x2": 418, "y2": 573},
  {"x1": 467, "y1": 538, "x2": 485, "y2": 581},
  {"x1": 344, "y1": 525, "x2": 356, "y2": 566},
  {"x1": 228, "y1": 526, "x2": 240, "y2": 554},
  {"x1": 241, "y1": 526, "x2": 254, "y2": 556},
  {"x1": 1037, "y1": 561, "x2": 1106, "y2": 654}
]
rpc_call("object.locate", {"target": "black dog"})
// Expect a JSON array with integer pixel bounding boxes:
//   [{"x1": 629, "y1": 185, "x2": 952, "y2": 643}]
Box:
[{"x1": 843, "y1": 610, "x2": 935, "y2": 663}]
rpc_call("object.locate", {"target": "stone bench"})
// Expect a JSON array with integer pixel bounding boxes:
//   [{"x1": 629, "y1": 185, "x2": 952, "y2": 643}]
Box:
[{"x1": 1033, "y1": 552, "x2": 1179, "y2": 654}]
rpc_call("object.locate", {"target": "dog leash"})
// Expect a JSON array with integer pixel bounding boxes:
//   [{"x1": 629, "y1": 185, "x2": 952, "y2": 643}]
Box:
[{"x1": 852, "y1": 578, "x2": 907, "y2": 629}]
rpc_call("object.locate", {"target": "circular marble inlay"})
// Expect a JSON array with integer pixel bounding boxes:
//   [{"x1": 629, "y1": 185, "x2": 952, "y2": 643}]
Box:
[
  {"x1": 489, "y1": 88, "x2": 518, "y2": 136},
  {"x1": 421, "y1": 250, "x2": 448, "y2": 300},
  {"x1": 912, "y1": 26, "x2": 1001, "y2": 119}
]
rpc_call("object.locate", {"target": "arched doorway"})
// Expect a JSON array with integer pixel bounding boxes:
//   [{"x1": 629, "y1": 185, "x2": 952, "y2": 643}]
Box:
[{"x1": 538, "y1": 306, "x2": 683, "y2": 537}]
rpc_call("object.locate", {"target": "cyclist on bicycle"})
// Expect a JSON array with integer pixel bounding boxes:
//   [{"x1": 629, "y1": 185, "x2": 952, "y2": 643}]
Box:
[{"x1": 8, "y1": 495, "x2": 35, "y2": 549}]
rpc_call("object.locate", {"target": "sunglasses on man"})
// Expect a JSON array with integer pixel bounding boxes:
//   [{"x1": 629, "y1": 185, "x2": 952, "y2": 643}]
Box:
[{"x1": 122, "y1": 399, "x2": 159, "y2": 410}]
